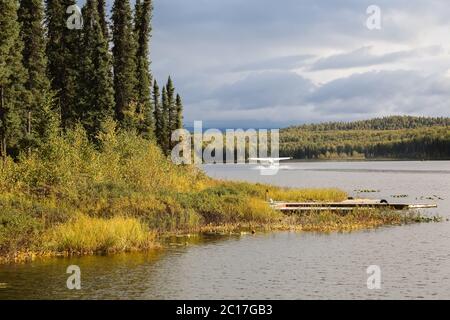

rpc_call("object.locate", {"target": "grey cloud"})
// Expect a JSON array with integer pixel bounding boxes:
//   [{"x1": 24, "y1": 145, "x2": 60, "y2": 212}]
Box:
[
  {"x1": 311, "y1": 46, "x2": 444, "y2": 70},
  {"x1": 183, "y1": 69, "x2": 450, "y2": 127},
  {"x1": 231, "y1": 55, "x2": 314, "y2": 72},
  {"x1": 309, "y1": 70, "x2": 450, "y2": 115},
  {"x1": 212, "y1": 71, "x2": 315, "y2": 110},
  {"x1": 309, "y1": 70, "x2": 418, "y2": 102}
]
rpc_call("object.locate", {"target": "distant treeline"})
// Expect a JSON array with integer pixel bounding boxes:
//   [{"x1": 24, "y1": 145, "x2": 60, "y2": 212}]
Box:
[
  {"x1": 280, "y1": 116, "x2": 450, "y2": 160},
  {"x1": 197, "y1": 116, "x2": 450, "y2": 161},
  {"x1": 286, "y1": 116, "x2": 450, "y2": 131},
  {"x1": 280, "y1": 116, "x2": 450, "y2": 159}
]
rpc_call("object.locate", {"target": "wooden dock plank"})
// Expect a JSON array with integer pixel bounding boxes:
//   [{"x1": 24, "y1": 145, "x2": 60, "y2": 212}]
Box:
[{"x1": 270, "y1": 200, "x2": 437, "y2": 212}]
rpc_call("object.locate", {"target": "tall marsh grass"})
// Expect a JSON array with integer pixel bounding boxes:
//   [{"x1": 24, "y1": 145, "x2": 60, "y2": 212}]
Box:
[{"x1": 43, "y1": 215, "x2": 155, "y2": 254}]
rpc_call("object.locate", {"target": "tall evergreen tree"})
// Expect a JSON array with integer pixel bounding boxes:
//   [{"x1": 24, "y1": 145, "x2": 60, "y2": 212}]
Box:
[
  {"x1": 111, "y1": 0, "x2": 138, "y2": 128},
  {"x1": 18, "y1": 0, "x2": 51, "y2": 150},
  {"x1": 134, "y1": 0, "x2": 154, "y2": 138},
  {"x1": 153, "y1": 80, "x2": 162, "y2": 144},
  {"x1": 166, "y1": 76, "x2": 176, "y2": 134},
  {"x1": 79, "y1": 0, "x2": 115, "y2": 136},
  {"x1": 45, "y1": 0, "x2": 83, "y2": 128},
  {"x1": 160, "y1": 85, "x2": 169, "y2": 154},
  {"x1": 45, "y1": 0, "x2": 64, "y2": 94},
  {"x1": 0, "y1": 0, "x2": 28, "y2": 159},
  {"x1": 97, "y1": 0, "x2": 109, "y2": 40},
  {"x1": 175, "y1": 94, "x2": 183, "y2": 130}
]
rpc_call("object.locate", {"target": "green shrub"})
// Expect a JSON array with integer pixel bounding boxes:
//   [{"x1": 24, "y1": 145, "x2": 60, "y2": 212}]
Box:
[{"x1": 0, "y1": 208, "x2": 44, "y2": 255}]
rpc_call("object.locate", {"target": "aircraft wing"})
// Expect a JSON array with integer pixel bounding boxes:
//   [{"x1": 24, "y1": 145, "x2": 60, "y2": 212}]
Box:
[{"x1": 249, "y1": 157, "x2": 292, "y2": 162}]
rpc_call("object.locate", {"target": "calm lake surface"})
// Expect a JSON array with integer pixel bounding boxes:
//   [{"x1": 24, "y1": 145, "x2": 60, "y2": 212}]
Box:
[{"x1": 1, "y1": 161, "x2": 450, "y2": 300}]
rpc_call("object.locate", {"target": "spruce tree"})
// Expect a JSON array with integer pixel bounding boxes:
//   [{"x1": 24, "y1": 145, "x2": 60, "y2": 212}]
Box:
[
  {"x1": 175, "y1": 94, "x2": 183, "y2": 130},
  {"x1": 0, "y1": 0, "x2": 28, "y2": 158},
  {"x1": 97, "y1": 0, "x2": 109, "y2": 40},
  {"x1": 45, "y1": 0, "x2": 83, "y2": 128},
  {"x1": 166, "y1": 76, "x2": 176, "y2": 135},
  {"x1": 160, "y1": 86, "x2": 169, "y2": 154},
  {"x1": 18, "y1": 0, "x2": 51, "y2": 150},
  {"x1": 111, "y1": 0, "x2": 138, "y2": 128},
  {"x1": 79, "y1": 0, "x2": 115, "y2": 137},
  {"x1": 153, "y1": 80, "x2": 162, "y2": 145},
  {"x1": 134, "y1": 0, "x2": 143, "y2": 33},
  {"x1": 45, "y1": 0, "x2": 64, "y2": 95},
  {"x1": 134, "y1": 0, "x2": 154, "y2": 138}
]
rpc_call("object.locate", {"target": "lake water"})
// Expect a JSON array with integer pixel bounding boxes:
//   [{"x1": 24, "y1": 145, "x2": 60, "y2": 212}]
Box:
[{"x1": 1, "y1": 161, "x2": 449, "y2": 300}]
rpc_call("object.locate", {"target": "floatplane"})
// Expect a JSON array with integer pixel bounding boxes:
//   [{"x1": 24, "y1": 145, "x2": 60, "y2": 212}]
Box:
[
  {"x1": 248, "y1": 157, "x2": 292, "y2": 169},
  {"x1": 248, "y1": 157, "x2": 292, "y2": 176}
]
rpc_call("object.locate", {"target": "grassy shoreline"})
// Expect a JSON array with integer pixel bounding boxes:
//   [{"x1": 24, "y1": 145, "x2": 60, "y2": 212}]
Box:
[
  {"x1": 0, "y1": 206, "x2": 438, "y2": 264},
  {"x1": 0, "y1": 123, "x2": 440, "y2": 264}
]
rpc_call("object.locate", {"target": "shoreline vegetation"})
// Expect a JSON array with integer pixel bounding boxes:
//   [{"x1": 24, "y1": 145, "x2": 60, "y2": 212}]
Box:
[{"x1": 0, "y1": 122, "x2": 440, "y2": 264}]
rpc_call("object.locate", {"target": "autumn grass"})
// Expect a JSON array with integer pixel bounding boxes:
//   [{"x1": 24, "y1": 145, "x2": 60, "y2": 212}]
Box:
[
  {"x1": 194, "y1": 209, "x2": 438, "y2": 235},
  {"x1": 42, "y1": 215, "x2": 156, "y2": 254},
  {"x1": 0, "y1": 120, "x2": 438, "y2": 263}
]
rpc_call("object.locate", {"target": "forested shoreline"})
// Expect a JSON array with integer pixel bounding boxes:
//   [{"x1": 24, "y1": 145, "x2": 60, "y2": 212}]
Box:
[{"x1": 280, "y1": 116, "x2": 450, "y2": 160}]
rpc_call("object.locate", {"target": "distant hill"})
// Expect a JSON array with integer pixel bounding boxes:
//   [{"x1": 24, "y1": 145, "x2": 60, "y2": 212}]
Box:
[
  {"x1": 280, "y1": 116, "x2": 450, "y2": 160},
  {"x1": 286, "y1": 116, "x2": 450, "y2": 131}
]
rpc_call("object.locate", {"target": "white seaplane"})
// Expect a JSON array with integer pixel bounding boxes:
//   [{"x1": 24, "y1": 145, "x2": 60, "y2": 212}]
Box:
[
  {"x1": 249, "y1": 157, "x2": 292, "y2": 166},
  {"x1": 248, "y1": 157, "x2": 292, "y2": 174}
]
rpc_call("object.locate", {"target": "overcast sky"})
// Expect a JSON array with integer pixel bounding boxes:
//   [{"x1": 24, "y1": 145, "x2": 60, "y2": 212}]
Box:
[{"x1": 101, "y1": 0, "x2": 450, "y2": 128}]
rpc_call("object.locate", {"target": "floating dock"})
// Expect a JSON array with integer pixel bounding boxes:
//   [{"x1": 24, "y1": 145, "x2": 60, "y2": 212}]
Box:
[{"x1": 270, "y1": 199, "x2": 437, "y2": 212}]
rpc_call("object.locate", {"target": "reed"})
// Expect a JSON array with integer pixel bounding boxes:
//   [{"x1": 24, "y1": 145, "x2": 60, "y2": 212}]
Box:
[{"x1": 42, "y1": 215, "x2": 156, "y2": 254}]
